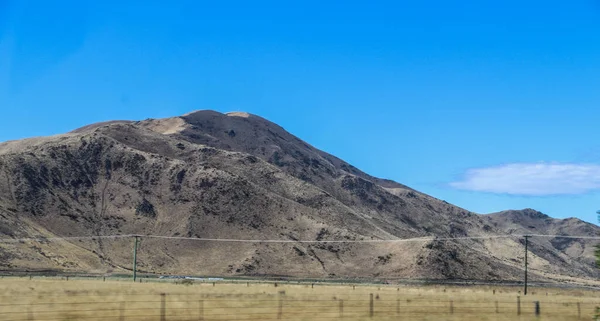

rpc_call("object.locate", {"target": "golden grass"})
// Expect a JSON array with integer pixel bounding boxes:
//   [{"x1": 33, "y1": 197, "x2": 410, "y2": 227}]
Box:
[{"x1": 0, "y1": 277, "x2": 599, "y2": 321}]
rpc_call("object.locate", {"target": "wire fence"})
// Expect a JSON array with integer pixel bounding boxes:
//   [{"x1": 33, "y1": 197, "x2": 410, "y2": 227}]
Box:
[
  {"x1": 1, "y1": 232, "x2": 600, "y2": 321},
  {"x1": 0, "y1": 286, "x2": 599, "y2": 321}
]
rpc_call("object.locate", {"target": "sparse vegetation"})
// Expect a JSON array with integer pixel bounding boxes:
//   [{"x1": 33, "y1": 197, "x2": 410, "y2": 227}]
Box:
[
  {"x1": 176, "y1": 278, "x2": 194, "y2": 286},
  {"x1": 376, "y1": 254, "x2": 393, "y2": 265},
  {"x1": 135, "y1": 198, "x2": 156, "y2": 218}
]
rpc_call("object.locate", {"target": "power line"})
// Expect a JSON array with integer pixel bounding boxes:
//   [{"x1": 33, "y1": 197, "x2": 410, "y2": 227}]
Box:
[
  {"x1": 141, "y1": 234, "x2": 518, "y2": 243},
  {"x1": 140, "y1": 234, "x2": 600, "y2": 243},
  {"x1": 0, "y1": 233, "x2": 599, "y2": 244},
  {"x1": 523, "y1": 234, "x2": 600, "y2": 240},
  {"x1": 0, "y1": 235, "x2": 135, "y2": 243}
]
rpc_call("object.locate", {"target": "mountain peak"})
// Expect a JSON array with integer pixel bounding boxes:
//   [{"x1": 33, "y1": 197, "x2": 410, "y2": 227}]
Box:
[
  {"x1": 181, "y1": 110, "x2": 258, "y2": 119},
  {"x1": 490, "y1": 208, "x2": 550, "y2": 220},
  {"x1": 226, "y1": 111, "x2": 252, "y2": 118},
  {"x1": 182, "y1": 109, "x2": 221, "y2": 117},
  {"x1": 519, "y1": 208, "x2": 550, "y2": 219}
]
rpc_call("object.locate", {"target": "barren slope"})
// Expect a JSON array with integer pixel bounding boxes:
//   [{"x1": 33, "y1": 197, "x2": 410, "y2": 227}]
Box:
[{"x1": 0, "y1": 110, "x2": 598, "y2": 283}]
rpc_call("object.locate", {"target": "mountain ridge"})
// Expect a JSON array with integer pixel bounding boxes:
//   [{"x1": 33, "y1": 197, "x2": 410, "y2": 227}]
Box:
[{"x1": 0, "y1": 110, "x2": 598, "y2": 284}]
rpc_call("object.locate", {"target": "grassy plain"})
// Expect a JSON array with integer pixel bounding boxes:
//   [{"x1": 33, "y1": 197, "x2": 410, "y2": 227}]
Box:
[{"x1": 0, "y1": 277, "x2": 599, "y2": 321}]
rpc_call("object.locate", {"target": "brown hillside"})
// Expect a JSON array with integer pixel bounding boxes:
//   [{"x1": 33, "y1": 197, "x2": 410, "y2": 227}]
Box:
[{"x1": 0, "y1": 110, "x2": 597, "y2": 284}]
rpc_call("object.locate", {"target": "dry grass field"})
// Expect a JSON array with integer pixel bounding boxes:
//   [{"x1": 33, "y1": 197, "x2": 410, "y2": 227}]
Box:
[{"x1": 0, "y1": 277, "x2": 599, "y2": 321}]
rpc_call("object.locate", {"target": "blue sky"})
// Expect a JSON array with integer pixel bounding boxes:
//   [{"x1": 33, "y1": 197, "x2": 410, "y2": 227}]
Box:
[{"x1": 0, "y1": 1, "x2": 599, "y2": 223}]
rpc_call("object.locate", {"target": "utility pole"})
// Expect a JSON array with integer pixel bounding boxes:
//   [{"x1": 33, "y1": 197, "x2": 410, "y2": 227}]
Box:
[
  {"x1": 524, "y1": 235, "x2": 530, "y2": 295},
  {"x1": 133, "y1": 235, "x2": 140, "y2": 282}
]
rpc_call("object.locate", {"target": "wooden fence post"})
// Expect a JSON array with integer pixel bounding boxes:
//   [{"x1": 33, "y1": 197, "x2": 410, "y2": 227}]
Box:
[
  {"x1": 535, "y1": 301, "x2": 540, "y2": 316},
  {"x1": 517, "y1": 296, "x2": 521, "y2": 315},
  {"x1": 199, "y1": 300, "x2": 204, "y2": 321},
  {"x1": 450, "y1": 300, "x2": 454, "y2": 314},
  {"x1": 119, "y1": 302, "x2": 125, "y2": 321},
  {"x1": 577, "y1": 302, "x2": 581, "y2": 319},
  {"x1": 396, "y1": 299, "x2": 400, "y2": 316},
  {"x1": 495, "y1": 301, "x2": 499, "y2": 313},
  {"x1": 369, "y1": 293, "x2": 374, "y2": 318},
  {"x1": 339, "y1": 299, "x2": 343, "y2": 319},
  {"x1": 160, "y1": 293, "x2": 166, "y2": 321},
  {"x1": 277, "y1": 292, "x2": 283, "y2": 319}
]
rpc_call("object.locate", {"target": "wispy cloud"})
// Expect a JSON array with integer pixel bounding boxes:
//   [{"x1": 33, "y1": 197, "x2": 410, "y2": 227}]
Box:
[{"x1": 450, "y1": 163, "x2": 600, "y2": 196}]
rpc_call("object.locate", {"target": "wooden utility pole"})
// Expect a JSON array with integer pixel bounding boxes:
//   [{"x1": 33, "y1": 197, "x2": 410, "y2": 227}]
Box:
[
  {"x1": 524, "y1": 235, "x2": 530, "y2": 295},
  {"x1": 133, "y1": 235, "x2": 140, "y2": 282}
]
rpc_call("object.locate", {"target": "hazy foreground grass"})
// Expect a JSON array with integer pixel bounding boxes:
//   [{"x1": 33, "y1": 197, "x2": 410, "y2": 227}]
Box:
[{"x1": 0, "y1": 277, "x2": 599, "y2": 320}]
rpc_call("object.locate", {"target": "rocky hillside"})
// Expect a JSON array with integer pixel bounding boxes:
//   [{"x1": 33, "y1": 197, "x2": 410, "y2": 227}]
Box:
[
  {"x1": 485, "y1": 209, "x2": 600, "y2": 281},
  {"x1": 0, "y1": 110, "x2": 598, "y2": 284}
]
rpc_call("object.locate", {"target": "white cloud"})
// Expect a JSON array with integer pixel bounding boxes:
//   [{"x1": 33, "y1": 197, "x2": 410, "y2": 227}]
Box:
[{"x1": 450, "y1": 163, "x2": 600, "y2": 196}]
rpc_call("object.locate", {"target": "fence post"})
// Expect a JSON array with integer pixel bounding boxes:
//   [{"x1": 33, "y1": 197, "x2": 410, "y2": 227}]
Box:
[
  {"x1": 535, "y1": 301, "x2": 540, "y2": 316},
  {"x1": 339, "y1": 299, "x2": 344, "y2": 319},
  {"x1": 369, "y1": 293, "x2": 374, "y2": 318},
  {"x1": 450, "y1": 300, "x2": 454, "y2": 314},
  {"x1": 396, "y1": 299, "x2": 400, "y2": 316},
  {"x1": 495, "y1": 301, "x2": 499, "y2": 313},
  {"x1": 277, "y1": 292, "x2": 283, "y2": 319},
  {"x1": 120, "y1": 302, "x2": 125, "y2": 321},
  {"x1": 160, "y1": 293, "x2": 166, "y2": 321},
  {"x1": 517, "y1": 296, "x2": 521, "y2": 315},
  {"x1": 199, "y1": 300, "x2": 204, "y2": 321},
  {"x1": 578, "y1": 302, "x2": 581, "y2": 319}
]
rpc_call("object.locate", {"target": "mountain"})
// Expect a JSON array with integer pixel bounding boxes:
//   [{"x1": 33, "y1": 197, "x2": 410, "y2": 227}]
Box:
[
  {"x1": 485, "y1": 209, "x2": 600, "y2": 281},
  {"x1": 0, "y1": 110, "x2": 598, "y2": 284}
]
